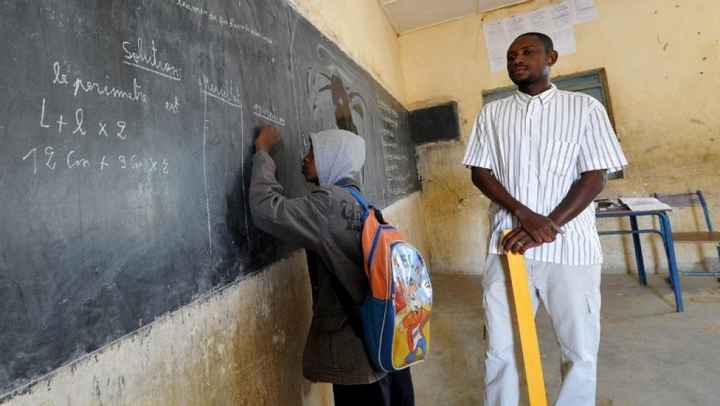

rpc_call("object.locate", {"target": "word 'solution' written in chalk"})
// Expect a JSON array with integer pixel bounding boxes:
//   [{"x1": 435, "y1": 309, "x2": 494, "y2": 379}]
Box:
[{"x1": 122, "y1": 38, "x2": 183, "y2": 81}]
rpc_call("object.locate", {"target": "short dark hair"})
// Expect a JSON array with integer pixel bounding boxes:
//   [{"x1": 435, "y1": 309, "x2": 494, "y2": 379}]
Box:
[{"x1": 515, "y1": 32, "x2": 554, "y2": 53}]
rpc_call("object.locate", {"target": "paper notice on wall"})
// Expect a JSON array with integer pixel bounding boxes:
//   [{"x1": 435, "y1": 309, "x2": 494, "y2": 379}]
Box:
[
  {"x1": 549, "y1": 28, "x2": 577, "y2": 55},
  {"x1": 484, "y1": 19, "x2": 510, "y2": 49},
  {"x1": 550, "y1": 0, "x2": 574, "y2": 31},
  {"x1": 483, "y1": 20, "x2": 511, "y2": 72},
  {"x1": 574, "y1": 0, "x2": 599, "y2": 23},
  {"x1": 502, "y1": 14, "x2": 530, "y2": 42},
  {"x1": 488, "y1": 53, "x2": 508, "y2": 73},
  {"x1": 482, "y1": 0, "x2": 599, "y2": 72},
  {"x1": 526, "y1": 7, "x2": 553, "y2": 35}
]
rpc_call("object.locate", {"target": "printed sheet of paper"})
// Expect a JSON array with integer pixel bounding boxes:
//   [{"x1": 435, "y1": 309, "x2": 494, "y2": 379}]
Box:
[
  {"x1": 482, "y1": 0, "x2": 601, "y2": 72},
  {"x1": 526, "y1": 7, "x2": 553, "y2": 35},
  {"x1": 550, "y1": 1, "x2": 575, "y2": 31},
  {"x1": 502, "y1": 14, "x2": 530, "y2": 42},
  {"x1": 619, "y1": 197, "x2": 673, "y2": 212},
  {"x1": 484, "y1": 20, "x2": 511, "y2": 72},
  {"x1": 550, "y1": 28, "x2": 577, "y2": 55},
  {"x1": 574, "y1": 0, "x2": 599, "y2": 23}
]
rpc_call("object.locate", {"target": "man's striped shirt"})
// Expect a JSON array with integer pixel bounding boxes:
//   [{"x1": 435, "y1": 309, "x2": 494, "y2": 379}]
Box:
[{"x1": 463, "y1": 84, "x2": 627, "y2": 265}]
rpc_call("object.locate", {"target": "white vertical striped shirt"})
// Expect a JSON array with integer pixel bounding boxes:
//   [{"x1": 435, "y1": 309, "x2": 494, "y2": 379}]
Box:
[{"x1": 463, "y1": 84, "x2": 627, "y2": 265}]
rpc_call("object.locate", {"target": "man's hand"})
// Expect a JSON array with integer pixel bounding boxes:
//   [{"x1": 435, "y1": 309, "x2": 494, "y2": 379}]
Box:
[
  {"x1": 514, "y1": 207, "x2": 561, "y2": 243},
  {"x1": 255, "y1": 126, "x2": 281, "y2": 153},
  {"x1": 502, "y1": 208, "x2": 563, "y2": 253},
  {"x1": 502, "y1": 228, "x2": 542, "y2": 254}
]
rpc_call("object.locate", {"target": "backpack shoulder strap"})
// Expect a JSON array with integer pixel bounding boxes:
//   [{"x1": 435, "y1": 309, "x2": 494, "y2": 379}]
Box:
[
  {"x1": 341, "y1": 185, "x2": 391, "y2": 225},
  {"x1": 343, "y1": 186, "x2": 370, "y2": 211},
  {"x1": 342, "y1": 185, "x2": 370, "y2": 218},
  {"x1": 334, "y1": 185, "x2": 370, "y2": 338}
]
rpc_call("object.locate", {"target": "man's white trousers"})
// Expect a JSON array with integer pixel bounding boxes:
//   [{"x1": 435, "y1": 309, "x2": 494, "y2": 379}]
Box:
[{"x1": 482, "y1": 254, "x2": 601, "y2": 406}]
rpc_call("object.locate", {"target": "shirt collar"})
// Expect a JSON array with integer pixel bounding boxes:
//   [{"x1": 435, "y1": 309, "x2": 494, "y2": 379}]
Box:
[{"x1": 513, "y1": 83, "x2": 558, "y2": 107}]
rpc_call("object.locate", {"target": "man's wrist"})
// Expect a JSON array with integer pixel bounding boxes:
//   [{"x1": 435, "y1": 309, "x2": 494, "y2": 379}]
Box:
[
  {"x1": 548, "y1": 214, "x2": 565, "y2": 232},
  {"x1": 511, "y1": 204, "x2": 529, "y2": 220},
  {"x1": 549, "y1": 219, "x2": 563, "y2": 234}
]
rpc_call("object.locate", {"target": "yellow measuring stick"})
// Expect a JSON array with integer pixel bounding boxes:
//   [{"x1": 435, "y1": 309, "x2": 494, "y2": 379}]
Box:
[{"x1": 503, "y1": 231, "x2": 548, "y2": 406}]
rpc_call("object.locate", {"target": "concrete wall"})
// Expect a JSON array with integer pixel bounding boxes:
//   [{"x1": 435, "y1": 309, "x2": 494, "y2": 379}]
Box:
[
  {"x1": 383, "y1": 192, "x2": 431, "y2": 262},
  {"x1": 400, "y1": 0, "x2": 720, "y2": 274},
  {"x1": 1, "y1": 1, "x2": 427, "y2": 405},
  {"x1": 3, "y1": 253, "x2": 325, "y2": 406},
  {"x1": 286, "y1": 0, "x2": 406, "y2": 102}
]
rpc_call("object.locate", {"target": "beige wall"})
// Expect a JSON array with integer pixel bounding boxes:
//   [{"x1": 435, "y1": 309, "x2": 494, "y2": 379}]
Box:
[
  {"x1": 287, "y1": 0, "x2": 407, "y2": 102},
  {"x1": 1, "y1": 1, "x2": 426, "y2": 405},
  {"x1": 383, "y1": 192, "x2": 431, "y2": 261},
  {"x1": 400, "y1": 0, "x2": 720, "y2": 273}
]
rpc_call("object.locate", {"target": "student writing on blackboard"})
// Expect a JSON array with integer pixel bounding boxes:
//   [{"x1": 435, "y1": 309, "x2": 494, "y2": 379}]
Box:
[{"x1": 249, "y1": 126, "x2": 414, "y2": 405}]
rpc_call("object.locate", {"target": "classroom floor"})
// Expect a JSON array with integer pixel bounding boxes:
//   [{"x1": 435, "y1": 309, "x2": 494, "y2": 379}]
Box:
[{"x1": 413, "y1": 272, "x2": 720, "y2": 406}]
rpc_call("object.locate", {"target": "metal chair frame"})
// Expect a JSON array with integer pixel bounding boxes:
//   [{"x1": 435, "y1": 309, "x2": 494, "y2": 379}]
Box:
[{"x1": 654, "y1": 190, "x2": 720, "y2": 278}]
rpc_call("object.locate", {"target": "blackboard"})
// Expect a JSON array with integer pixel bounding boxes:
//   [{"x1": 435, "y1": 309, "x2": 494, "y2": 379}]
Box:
[
  {"x1": 0, "y1": 0, "x2": 419, "y2": 396},
  {"x1": 409, "y1": 102, "x2": 460, "y2": 144}
]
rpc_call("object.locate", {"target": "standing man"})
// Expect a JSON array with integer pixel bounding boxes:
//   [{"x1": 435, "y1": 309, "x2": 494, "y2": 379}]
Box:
[
  {"x1": 249, "y1": 126, "x2": 414, "y2": 406},
  {"x1": 463, "y1": 33, "x2": 627, "y2": 406}
]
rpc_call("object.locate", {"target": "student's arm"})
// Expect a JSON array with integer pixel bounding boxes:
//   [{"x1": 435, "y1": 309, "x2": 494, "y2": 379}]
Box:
[{"x1": 249, "y1": 128, "x2": 328, "y2": 250}]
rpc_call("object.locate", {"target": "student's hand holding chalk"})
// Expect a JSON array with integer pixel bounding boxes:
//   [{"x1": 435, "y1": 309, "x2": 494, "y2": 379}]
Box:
[{"x1": 255, "y1": 126, "x2": 281, "y2": 153}]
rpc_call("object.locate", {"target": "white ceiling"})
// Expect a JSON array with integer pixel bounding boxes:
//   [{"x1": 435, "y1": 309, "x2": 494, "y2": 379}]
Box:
[{"x1": 381, "y1": 0, "x2": 531, "y2": 34}]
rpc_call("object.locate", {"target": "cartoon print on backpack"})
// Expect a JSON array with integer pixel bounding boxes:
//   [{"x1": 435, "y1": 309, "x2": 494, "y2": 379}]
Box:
[{"x1": 391, "y1": 245, "x2": 432, "y2": 368}]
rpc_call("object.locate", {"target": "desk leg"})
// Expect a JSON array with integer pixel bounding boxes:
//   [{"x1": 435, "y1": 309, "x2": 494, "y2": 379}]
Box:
[
  {"x1": 659, "y1": 213, "x2": 684, "y2": 312},
  {"x1": 629, "y1": 216, "x2": 647, "y2": 286}
]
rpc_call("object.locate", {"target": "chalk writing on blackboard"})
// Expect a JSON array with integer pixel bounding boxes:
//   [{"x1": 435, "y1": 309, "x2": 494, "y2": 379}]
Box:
[
  {"x1": 377, "y1": 99, "x2": 410, "y2": 197},
  {"x1": 52, "y1": 61, "x2": 149, "y2": 104},
  {"x1": 122, "y1": 38, "x2": 182, "y2": 81},
  {"x1": 253, "y1": 104, "x2": 286, "y2": 127},
  {"x1": 199, "y1": 75, "x2": 242, "y2": 108},
  {"x1": 39, "y1": 98, "x2": 131, "y2": 140},
  {"x1": 172, "y1": 0, "x2": 274, "y2": 45},
  {"x1": 377, "y1": 99, "x2": 400, "y2": 119},
  {"x1": 199, "y1": 74, "x2": 246, "y2": 259},
  {"x1": 165, "y1": 96, "x2": 181, "y2": 114},
  {"x1": 21, "y1": 146, "x2": 170, "y2": 176}
]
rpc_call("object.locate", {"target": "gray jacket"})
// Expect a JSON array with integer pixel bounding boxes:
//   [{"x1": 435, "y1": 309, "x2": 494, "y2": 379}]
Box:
[{"x1": 249, "y1": 151, "x2": 385, "y2": 385}]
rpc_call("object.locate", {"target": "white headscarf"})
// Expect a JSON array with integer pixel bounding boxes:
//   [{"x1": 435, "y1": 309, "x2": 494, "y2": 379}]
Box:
[{"x1": 310, "y1": 129, "x2": 366, "y2": 187}]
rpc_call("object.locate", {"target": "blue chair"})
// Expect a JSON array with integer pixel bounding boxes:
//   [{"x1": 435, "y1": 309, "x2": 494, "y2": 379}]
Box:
[{"x1": 653, "y1": 191, "x2": 720, "y2": 277}]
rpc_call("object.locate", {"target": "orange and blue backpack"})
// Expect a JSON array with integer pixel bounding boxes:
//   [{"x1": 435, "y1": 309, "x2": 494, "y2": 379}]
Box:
[{"x1": 343, "y1": 186, "x2": 433, "y2": 372}]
